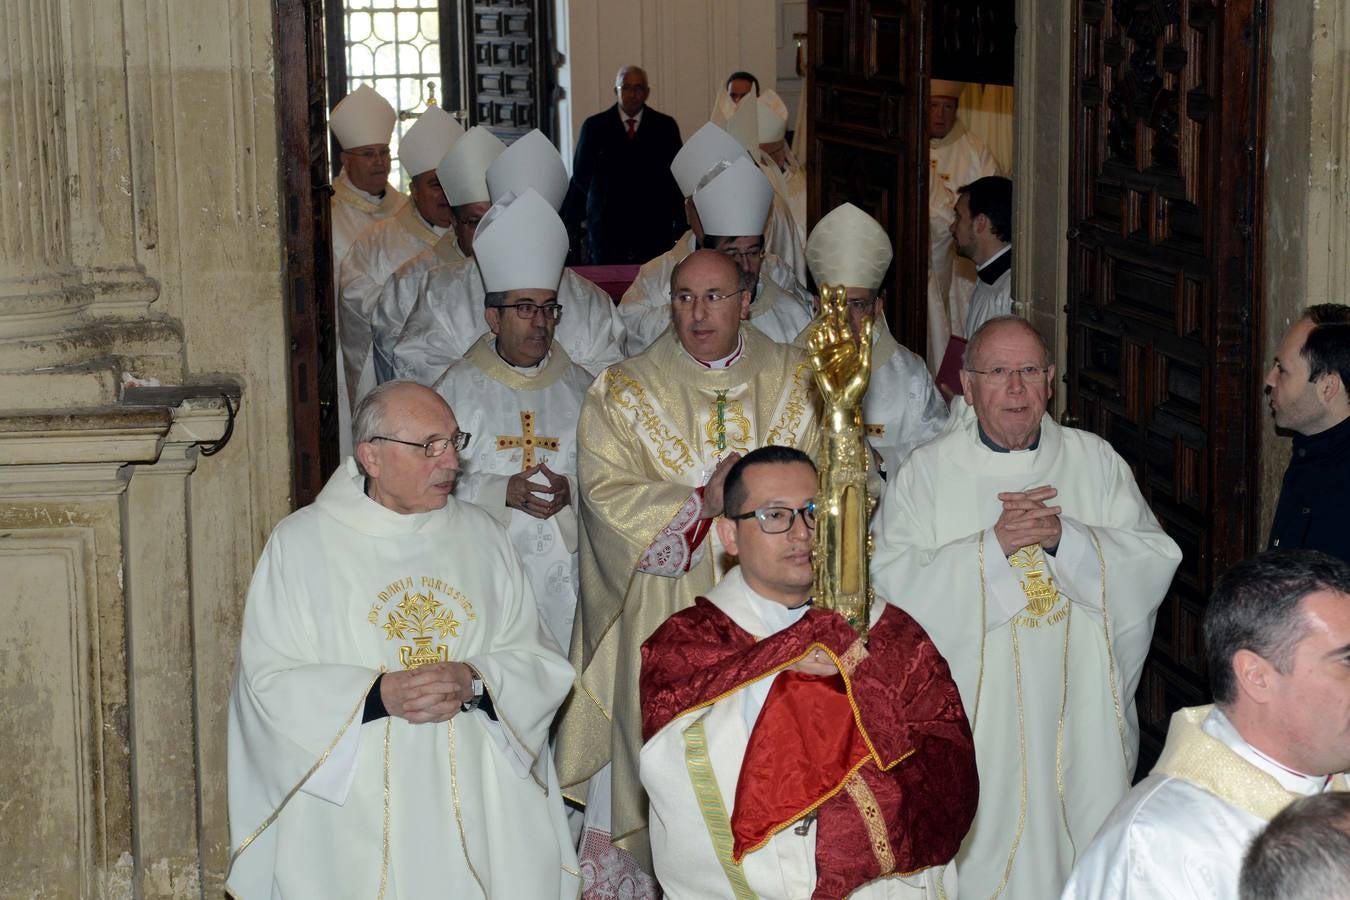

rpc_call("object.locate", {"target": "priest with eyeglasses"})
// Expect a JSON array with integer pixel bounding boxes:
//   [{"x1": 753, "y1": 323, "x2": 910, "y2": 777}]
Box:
[
  {"x1": 870, "y1": 315, "x2": 1183, "y2": 899},
  {"x1": 227, "y1": 378, "x2": 580, "y2": 899},
  {"x1": 430, "y1": 187, "x2": 590, "y2": 655},
  {"x1": 555, "y1": 247, "x2": 818, "y2": 889}
]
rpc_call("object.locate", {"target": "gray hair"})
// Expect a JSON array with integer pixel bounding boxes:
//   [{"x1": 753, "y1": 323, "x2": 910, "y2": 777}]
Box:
[
  {"x1": 963, "y1": 315, "x2": 1049, "y2": 368},
  {"x1": 1240, "y1": 792, "x2": 1350, "y2": 900},
  {"x1": 351, "y1": 380, "x2": 419, "y2": 473},
  {"x1": 614, "y1": 65, "x2": 647, "y2": 89}
]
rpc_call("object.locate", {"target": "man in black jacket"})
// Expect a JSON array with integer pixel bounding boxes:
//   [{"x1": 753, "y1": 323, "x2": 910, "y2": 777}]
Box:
[
  {"x1": 561, "y1": 66, "x2": 686, "y2": 264},
  {"x1": 1266, "y1": 304, "x2": 1350, "y2": 561}
]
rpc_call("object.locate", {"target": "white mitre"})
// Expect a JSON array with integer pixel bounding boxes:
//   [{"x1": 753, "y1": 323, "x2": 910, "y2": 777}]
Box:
[
  {"x1": 328, "y1": 84, "x2": 396, "y2": 149},
  {"x1": 727, "y1": 98, "x2": 759, "y2": 154},
  {"x1": 756, "y1": 91, "x2": 789, "y2": 144},
  {"x1": 931, "y1": 79, "x2": 966, "y2": 99},
  {"x1": 486, "y1": 129, "x2": 569, "y2": 211},
  {"x1": 671, "y1": 122, "x2": 747, "y2": 198},
  {"x1": 435, "y1": 126, "x2": 507, "y2": 206},
  {"x1": 806, "y1": 203, "x2": 893, "y2": 291},
  {"x1": 692, "y1": 156, "x2": 773, "y2": 238},
  {"x1": 474, "y1": 189, "x2": 567, "y2": 292},
  {"x1": 398, "y1": 107, "x2": 464, "y2": 177}
]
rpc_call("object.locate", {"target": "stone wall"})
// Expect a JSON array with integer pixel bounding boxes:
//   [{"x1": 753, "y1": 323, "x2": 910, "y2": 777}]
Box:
[{"x1": 0, "y1": 0, "x2": 291, "y2": 896}]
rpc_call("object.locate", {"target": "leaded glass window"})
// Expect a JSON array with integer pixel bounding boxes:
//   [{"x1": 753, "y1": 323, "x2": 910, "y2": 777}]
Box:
[{"x1": 341, "y1": 0, "x2": 445, "y2": 190}]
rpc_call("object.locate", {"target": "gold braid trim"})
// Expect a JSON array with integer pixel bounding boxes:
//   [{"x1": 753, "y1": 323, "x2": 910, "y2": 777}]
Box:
[
  {"x1": 1087, "y1": 525, "x2": 1131, "y2": 772},
  {"x1": 378, "y1": 720, "x2": 391, "y2": 899},
  {"x1": 604, "y1": 369, "x2": 694, "y2": 475},
  {"x1": 449, "y1": 719, "x2": 490, "y2": 896},
  {"x1": 1054, "y1": 603, "x2": 1076, "y2": 862},
  {"x1": 684, "y1": 721, "x2": 759, "y2": 899},
  {"x1": 765, "y1": 359, "x2": 814, "y2": 446},
  {"x1": 842, "y1": 772, "x2": 897, "y2": 875}
]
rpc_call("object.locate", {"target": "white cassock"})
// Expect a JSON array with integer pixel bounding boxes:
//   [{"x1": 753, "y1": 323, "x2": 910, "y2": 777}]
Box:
[
  {"x1": 861, "y1": 324, "x2": 948, "y2": 477},
  {"x1": 1063, "y1": 705, "x2": 1350, "y2": 900},
  {"x1": 337, "y1": 202, "x2": 447, "y2": 406},
  {"x1": 392, "y1": 257, "x2": 626, "y2": 384},
  {"x1": 226, "y1": 459, "x2": 580, "y2": 900},
  {"x1": 330, "y1": 170, "x2": 408, "y2": 455},
  {"x1": 927, "y1": 125, "x2": 998, "y2": 369},
  {"x1": 432, "y1": 335, "x2": 589, "y2": 652},
  {"x1": 370, "y1": 235, "x2": 467, "y2": 382},
  {"x1": 641, "y1": 568, "x2": 937, "y2": 900},
  {"x1": 617, "y1": 231, "x2": 813, "y2": 355},
  {"x1": 964, "y1": 246, "x2": 1014, "y2": 339},
  {"x1": 757, "y1": 152, "x2": 808, "y2": 269},
  {"x1": 871, "y1": 400, "x2": 1182, "y2": 900}
]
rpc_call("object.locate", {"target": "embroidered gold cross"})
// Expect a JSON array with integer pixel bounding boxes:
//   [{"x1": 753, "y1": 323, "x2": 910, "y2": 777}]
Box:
[{"x1": 496, "y1": 410, "x2": 560, "y2": 469}]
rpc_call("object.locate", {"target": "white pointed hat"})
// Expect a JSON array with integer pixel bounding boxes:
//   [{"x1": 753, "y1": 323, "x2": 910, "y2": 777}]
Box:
[
  {"x1": 435, "y1": 126, "x2": 507, "y2": 206},
  {"x1": 671, "y1": 122, "x2": 747, "y2": 198},
  {"x1": 398, "y1": 107, "x2": 464, "y2": 177},
  {"x1": 726, "y1": 98, "x2": 760, "y2": 154},
  {"x1": 473, "y1": 189, "x2": 568, "y2": 293},
  {"x1": 756, "y1": 90, "x2": 789, "y2": 144},
  {"x1": 486, "y1": 129, "x2": 569, "y2": 211},
  {"x1": 693, "y1": 156, "x2": 773, "y2": 237},
  {"x1": 328, "y1": 84, "x2": 396, "y2": 150},
  {"x1": 931, "y1": 79, "x2": 966, "y2": 99},
  {"x1": 806, "y1": 203, "x2": 893, "y2": 291}
]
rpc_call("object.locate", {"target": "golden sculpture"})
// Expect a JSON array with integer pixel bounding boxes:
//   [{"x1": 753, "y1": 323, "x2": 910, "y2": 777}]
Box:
[{"x1": 805, "y1": 284, "x2": 875, "y2": 638}]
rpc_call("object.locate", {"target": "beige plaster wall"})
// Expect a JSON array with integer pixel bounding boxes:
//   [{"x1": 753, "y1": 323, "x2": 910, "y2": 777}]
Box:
[{"x1": 1260, "y1": 0, "x2": 1350, "y2": 526}]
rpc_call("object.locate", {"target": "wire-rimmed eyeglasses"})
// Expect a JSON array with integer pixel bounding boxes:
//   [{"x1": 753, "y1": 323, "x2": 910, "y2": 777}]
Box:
[
  {"x1": 727, "y1": 502, "x2": 817, "y2": 534},
  {"x1": 490, "y1": 302, "x2": 563, "y2": 321},
  {"x1": 671, "y1": 289, "x2": 744, "y2": 306},
  {"x1": 370, "y1": 432, "x2": 471, "y2": 457},
  {"x1": 963, "y1": 365, "x2": 1051, "y2": 384}
]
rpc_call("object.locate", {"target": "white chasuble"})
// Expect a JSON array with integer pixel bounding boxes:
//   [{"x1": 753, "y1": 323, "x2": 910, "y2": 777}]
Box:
[
  {"x1": 391, "y1": 257, "x2": 626, "y2": 383},
  {"x1": 926, "y1": 126, "x2": 998, "y2": 369},
  {"x1": 871, "y1": 400, "x2": 1181, "y2": 900},
  {"x1": 329, "y1": 170, "x2": 408, "y2": 455},
  {"x1": 617, "y1": 231, "x2": 813, "y2": 356},
  {"x1": 555, "y1": 326, "x2": 820, "y2": 871},
  {"x1": 433, "y1": 335, "x2": 589, "y2": 651},
  {"x1": 641, "y1": 569, "x2": 932, "y2": 900},
  {"x1": 1062, "y1": 705, "x2": 1349, "y2": 900},
  {"x1": 227, "y1": 461, "x2": 579, "y2": 900},
  {"x1": 369, "y1": 234, "x2": 466, "y2": 382},
  {"x1": 338, "y1": 201, "x2": 445, "y2": 407},
  {"x1": 861, "y1": 324, "x2": 947, "y2": 478}
]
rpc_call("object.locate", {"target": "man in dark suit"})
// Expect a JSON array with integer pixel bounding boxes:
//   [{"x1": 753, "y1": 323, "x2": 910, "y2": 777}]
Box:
[{"x1": 561, "y1": 66, "x2": 686, "y2": 265}]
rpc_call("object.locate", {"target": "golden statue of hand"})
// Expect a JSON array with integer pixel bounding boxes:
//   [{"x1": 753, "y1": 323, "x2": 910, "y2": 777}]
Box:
[{"x1": 807, "y1": 284, "x2": 873, "y2": 409}]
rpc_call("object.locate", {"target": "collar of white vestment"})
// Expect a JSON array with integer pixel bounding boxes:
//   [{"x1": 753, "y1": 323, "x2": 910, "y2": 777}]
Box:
[
  {"x1": 706, "y1": 565, "x2": 811, "y2": 641},
  {"x1": 398, "y1": 200, "x2": 449, "y2": 243},
  {"x1": 686, "y1": 332, "x2": 745, "y2": 369},
  {"x1": 319, "y1": 458, "x2": 453, "y2": 536},
  {"x1": 333, "y1": 169, "x2": 397, "y2": 213},
  {"x1": 1150, "y1": 705, "x2": 1346, "y2": 822},
  {"x1": 976, "y1": 244, "x2": 1013, "y2": 278},
  {"x1": 945, "y1": 398, "x2": 1058, "y2": 467},
  {"x1": 461, "y1": 332, "x2": 572, "y2": 391},
  {"x1": 929, "y1": 120, "x2": 970, "y2": 152}
]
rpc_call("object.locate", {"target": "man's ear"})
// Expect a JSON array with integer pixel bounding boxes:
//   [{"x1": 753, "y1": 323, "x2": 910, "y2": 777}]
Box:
[
  {"x1": 484, "y1": 306, "x2": 502, "y2": 336},
  {"x1": 1316, "y1": 371, "x2": 1346, "y2": 406},
  {"x1": 355, "y1": 441, "x2": 380, "y2": 477},
  {"x1": 715, "y1": 516, "x2": 739, "y2": 558},
  {"x1": 738, "y1": 289, "x2": 752, "y2": 321},
  {"x1": 1232, "y1": 648, "x2": 1275, "y2": 703},
  {"x1": 959, "y1": 368, "x2": 976, "y2": 405},
  {"x1": 974, "y1": 212, "x2": 992, "y2": 236}
]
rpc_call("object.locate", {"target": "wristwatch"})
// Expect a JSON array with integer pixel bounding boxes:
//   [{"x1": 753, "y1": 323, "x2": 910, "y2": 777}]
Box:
[{"x1": 461, "y1": 670, "x2": 485, "y2": 712}]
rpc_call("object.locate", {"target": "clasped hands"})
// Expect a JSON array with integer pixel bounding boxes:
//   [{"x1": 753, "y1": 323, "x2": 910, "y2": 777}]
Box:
[
  {"x1": 507, "y1": 463, "x2": 570, "y2": 519},
  {"x1": 994, "y1": 484, "x2": 1062, "y2": 557},
  {"x1": 379, "y1": 661, "x2": 476, "y2": 724}
]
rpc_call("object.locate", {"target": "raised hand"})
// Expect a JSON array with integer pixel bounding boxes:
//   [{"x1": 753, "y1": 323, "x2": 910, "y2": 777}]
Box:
[{"x1": 807, "y1": 284, "x2": 873, "y2": 410}]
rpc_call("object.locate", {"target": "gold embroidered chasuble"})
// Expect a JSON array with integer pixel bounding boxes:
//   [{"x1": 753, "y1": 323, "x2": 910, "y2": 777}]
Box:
[
  {"x1": 870, "y1": 400, "x2": 1182, "y2": 900},
  {"x1": 556, "y1": 326, "x2": 819, "y2": 870}
]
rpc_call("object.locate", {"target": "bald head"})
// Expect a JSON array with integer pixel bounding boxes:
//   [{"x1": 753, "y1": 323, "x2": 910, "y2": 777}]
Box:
[
  {"x1": 670, "y1": 249, "x2": 751, "y2": 362},
  {"x1": 615, "y1": 66, "x2": 650, "y2": 117},
  {"x1": 963, "y1": 316, "x2": 1049, "y2": 370}
]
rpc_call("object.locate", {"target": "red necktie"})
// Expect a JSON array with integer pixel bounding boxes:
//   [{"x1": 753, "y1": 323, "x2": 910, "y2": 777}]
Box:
[{"x1": 626, "y1": 118, "x2": 637, "y2": 139}]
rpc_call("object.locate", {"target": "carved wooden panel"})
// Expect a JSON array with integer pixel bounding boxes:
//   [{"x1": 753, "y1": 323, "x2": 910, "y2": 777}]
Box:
[
  {"x1": 465, "y1": 0, "x2": 553, "y2": 143},
  {"x1": 809, "y1": 0, "x2": 927, "y2": 353},
  {"x1": 1069, "y1": 0, "x2": 1266, "y2": 771}
]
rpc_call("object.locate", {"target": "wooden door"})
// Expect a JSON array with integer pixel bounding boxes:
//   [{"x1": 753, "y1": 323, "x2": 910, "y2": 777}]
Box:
[
  {"x1": 464, "y1": 0, "x2": 555, "y2": 143},
  {"x1": 277, "y1": 0, "x2": 338, "y2": 507},
  {"x1": 808, "y1": 0, "x2": 928, "y2": 352},
  {"x1": 1068, "y1": 0, "x2": 1266, "y2": 770}
]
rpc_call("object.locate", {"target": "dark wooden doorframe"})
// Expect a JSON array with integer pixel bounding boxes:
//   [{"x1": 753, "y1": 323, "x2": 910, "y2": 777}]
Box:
[
  {"x1": 275, "y1": 0, "x2": 338, "y2": 508},
  {"x1": 807, "y1": 0, "x2": 930, "y2": 354},
  {"x1": 1067, "y1": 0, "x2": 1267, "y2": 771}
]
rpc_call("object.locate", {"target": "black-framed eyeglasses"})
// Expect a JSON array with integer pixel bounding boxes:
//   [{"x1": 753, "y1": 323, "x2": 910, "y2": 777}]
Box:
[
  {"x1": 728, "y1": 502, "x2": 817, "y2": 534},
  {"x1": 490, "y1": 302, "x2": 563, "y2": 321},
  {"x1": 719, "y1": 245, "x2": 765, "y2": 263},
  {"x1": 671, "y1": 289, "x2": 744, "y2": 306},
  {"x1": 370, "y1": 432, "x2": 470, "y2": 457},
  {"x1": 963, "y1": 365, "x2": 1051, "y2": 384}
]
